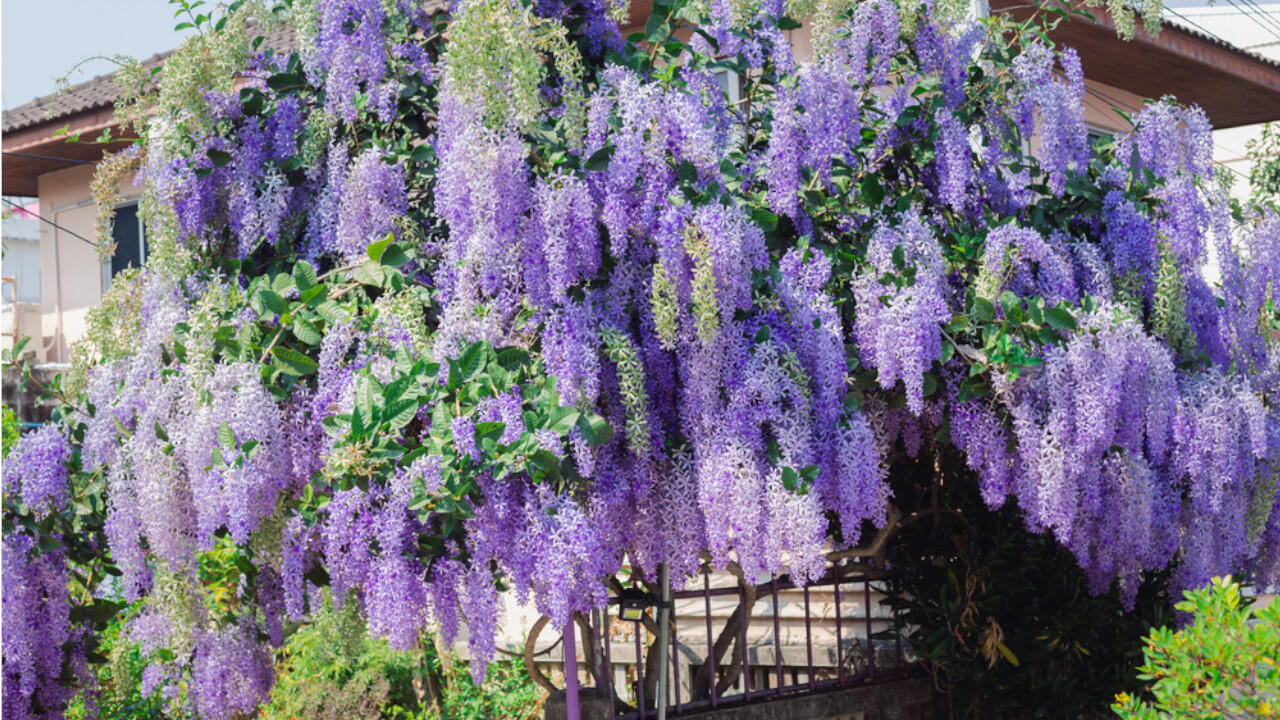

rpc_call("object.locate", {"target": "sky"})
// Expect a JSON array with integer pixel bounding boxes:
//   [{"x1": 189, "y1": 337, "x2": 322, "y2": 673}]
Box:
[{"x1": 2, "y1": 1, "x2": 195, "y2": 111}]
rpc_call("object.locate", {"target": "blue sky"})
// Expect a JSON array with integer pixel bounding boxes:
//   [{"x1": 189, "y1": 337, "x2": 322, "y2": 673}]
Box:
[{"x1": 3, "y1": 1, "x2": 194, "y2": 110}]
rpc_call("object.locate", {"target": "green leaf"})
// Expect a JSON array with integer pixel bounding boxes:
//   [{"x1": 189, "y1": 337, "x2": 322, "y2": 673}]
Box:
[
  {"x1": 411, "y1": 143, "x2": 436, "y2": 164},
  {"x1": 379, "y1": 243, "x2": 409, "y2": 267},
  {"x1": 584, "y1": 145, "x2": 614, "y2": 172},
  {"x1": 266, "y1": 71, "x2": 304, "y2": 92},
  {"x1": 457, "y1": 342, "x2": 486, "y2": 381},
  {"x1": 273, "y1": 346, "x2": 319, "y2": 376},
  {"x1": 781, "y1": 466, "x2": 798, "y2": 491},
  {"x1": 367, "y1": 234, "x2": 394, "y2": 263},
  {"x1": 79, "y1": 599, "x2": 126, "y2": 625},
  {"x1": 475, "y1": 421, "x2": 506, "y2": 439},
  {"x1": 207, "y1": 149, "x2": 232, "y2": 167},
  {"x1": 315, "y1": 300, "x2": 345, "y2": 325},
  {"x1": 385, "y1": 399, "x2": 419, "y2": 430},
  {"x1": 575, "y1": 412, "x2": 615, "y2": 446},
  {"x1": 293, "y1": 260, "x2": 318, "y2": 291},
  {"x1": 750, "y1": 207, "x2": 778, "y2": 233},
  {"x1": 972, "y1": 296, "x2": 995, "y2": 323},
  {"x1": 496, "y1": 347, "x2": 530, "y2": 369},
  {"x1": 644, "y1": 16, "x2": 671, "y2": 44},
  {"x1": 271, "y1": 272, "x2": 295, "y2": 295},
  {"x1": 258, "y1": 289, "x2": 289, "y2": 316},
  {"x1": 1044, "y1": 305, "x2": 1078, "y2": 332},
  {"x1": 529, "y1": 449, "x2": 563, "y2": 480},
  {"x1": 355, "y1": 378, "x2": 375, "y2": 428},
  {"x1": 383, "y1": 375, "x2": 414, "y2": 404},
  {"x1": 292, "y1": 317, "x2": 322, "y2": 346},
  {"x1": 218, "y1": 422, "x2": 236, "y2": 451},
  {"x1": 321, "y1": 414, "x2": 350, "y2": 435},
  {"x1": 234, "y1": 556, "x2": 258, "y2": 578},
  {"x1": 432, "y1": 403, "x2": 451, "y2": 438},
  {"x1": 545, "y1": 406, "x2": 580, "y2": 434},
  {"x1": 352, "y1": 261, "x2": 386, "y2": 287},
  {"x1": 1000, "y1": 291, "x2": 1024, "y2": 324},
  {"x1": 299, "y1": 284, "x2": 327, "y2": 306},
  {"x1": 860, "y1": 174, "x2": 886, "y2": 206}
]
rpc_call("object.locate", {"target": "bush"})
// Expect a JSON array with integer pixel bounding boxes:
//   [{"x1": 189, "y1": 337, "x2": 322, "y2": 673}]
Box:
[
  {"x1": 259, "y1": 595, "x2": 545, "y2": 720},
  {"x1": 2, "y1": 405, "x2": 19, "y2": 456},
  {"x1": 883, "y1": 451, "x2": 1175, "y2": 719},
  {"x1": 1112, "y1": 577, "x2": 1279, "y2": 719}
]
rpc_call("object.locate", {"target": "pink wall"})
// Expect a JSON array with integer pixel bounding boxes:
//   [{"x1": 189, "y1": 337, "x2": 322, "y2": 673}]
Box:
[{"x1": 36, "y1": 164, "x2": 139, "y2": 363}]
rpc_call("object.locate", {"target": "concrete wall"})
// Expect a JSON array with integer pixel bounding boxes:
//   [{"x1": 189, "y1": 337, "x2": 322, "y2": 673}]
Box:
[
  {"x1": 35, "y1": 164, "x2": 140, "y2": 364},
  {"x1": 545, "y1": 676, "x2": 935, "y2": 720}
]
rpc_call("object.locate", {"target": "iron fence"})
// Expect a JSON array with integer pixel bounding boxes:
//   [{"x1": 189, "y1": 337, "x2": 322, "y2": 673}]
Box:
[{"x1": 532, "y1": 559, "x2": 914, "y2": 718}]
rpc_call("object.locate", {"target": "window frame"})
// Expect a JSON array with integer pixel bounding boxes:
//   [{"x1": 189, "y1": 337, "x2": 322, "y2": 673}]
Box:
[{"x1": 101, "y1": 200, "x2": 146, "y2": 292}]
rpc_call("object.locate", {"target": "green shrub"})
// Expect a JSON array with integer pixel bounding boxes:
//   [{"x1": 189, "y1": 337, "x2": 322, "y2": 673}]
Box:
[
  {"x1": 65, "y1": 604, "x2": 166, "y2": 720},
  {"x1": 2, "y1": 405, "x2": 19, "y2": 457},
  {"x1": 1112, "y1": 577, "x2": 1279, "y2": 720},
  {"x1": 426, "y1": 656, "x2": 545, "y2": 720},
  {"x1": 260, "y1": 595, "x2": 545, "y2": 720},
  {"x1": 260, "y1": 597, "x2": 427, "y2": 720}
]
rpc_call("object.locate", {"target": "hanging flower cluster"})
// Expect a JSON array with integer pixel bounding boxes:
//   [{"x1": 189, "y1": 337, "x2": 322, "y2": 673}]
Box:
[{"x1": 4, "y1": 0, "x2": 1278, "y2": 718}]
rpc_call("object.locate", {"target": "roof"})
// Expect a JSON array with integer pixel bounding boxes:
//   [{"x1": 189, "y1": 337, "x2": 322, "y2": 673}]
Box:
[
  {"x1": 1159, "y1": 9, "x2": 1280, "y2": 72},
  {"x1": 991, "y1": 0, "x2": 1280, "y2": 128},
  {"x1": 2, "y1": 24, "x2": 297, "y2": 136},
  {"x1": 2, "y1": 56, "x2": 163, "y2": 134},
  {"x1": 1, "y1": 24, "x2": 297, "y2": 196}
]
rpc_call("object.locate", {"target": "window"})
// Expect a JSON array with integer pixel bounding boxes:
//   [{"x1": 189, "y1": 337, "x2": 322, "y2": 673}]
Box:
[
  {"x1": 714, "y1": 68, "x2": 741, "y2": 105},
  {"x1": 109, "y1": 202, "x2": 145, "y2": 279}
]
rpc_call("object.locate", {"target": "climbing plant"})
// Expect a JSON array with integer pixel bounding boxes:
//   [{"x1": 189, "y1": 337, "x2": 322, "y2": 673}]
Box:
[{"x1": 3, "y1": 0, "x2": 1278, "y2": 718}]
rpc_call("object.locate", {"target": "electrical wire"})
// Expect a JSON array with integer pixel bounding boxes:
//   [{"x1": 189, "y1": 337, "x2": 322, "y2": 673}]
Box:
[
  {"x1": 1, "y1": 197, "x2": 99, "y2": 249},
  {"x1": 1219, "y1": 0, "x2": 1280, "y2": 45},
  {"x1": 1235, "y1": 0, "x2": 1280, "y2": 39},
  {"x1": 1163, "y1": 6, "x2": 1232, "y2": 44},
  {"x1": 1079, "y1": 87, "x2": 1252, "y2": 183}
]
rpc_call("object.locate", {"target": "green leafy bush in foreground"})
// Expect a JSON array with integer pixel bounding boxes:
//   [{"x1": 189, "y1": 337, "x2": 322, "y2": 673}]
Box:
[
  {"x1": 2, "y1": 405, "x2": 19, "y2": 456},
  {"x1": 67, "y1": 595, "x2": 544, "y2": 720},
  {"x1": 1112, "y1": 577, "x2": 1279, "y2": 719}
]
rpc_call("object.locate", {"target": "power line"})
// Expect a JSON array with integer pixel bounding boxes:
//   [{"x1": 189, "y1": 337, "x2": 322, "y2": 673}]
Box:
[
  {"x1": 1163, "y1": 6, "x2": 1232, "y2": 44},
  {"x1": 1219, "y1": 0, "x2": 1280, "y2": 45},
  {"x1": 1235, "y1": 0, "x2": 1280, "y2": 39},
  {"x1": 1, "y1": 197, "x2": 99, "y2": 249},
  {"x1": 1079, "y1": 87, "x2": 1251, "y2": 183},
  {"x1": 2, "y1": 151, "x2": 97, "y2": 166}
]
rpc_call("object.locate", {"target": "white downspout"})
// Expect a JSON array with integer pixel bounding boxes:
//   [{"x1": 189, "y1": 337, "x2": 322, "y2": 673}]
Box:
[{"x1": 46, "y1": 198, "x2": 95, "y2": 364}]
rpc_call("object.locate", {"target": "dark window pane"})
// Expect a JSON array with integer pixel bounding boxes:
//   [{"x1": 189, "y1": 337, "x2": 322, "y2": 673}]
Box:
[{"x1": 111, "y1": 204, "x2": 144, "y2": 276}]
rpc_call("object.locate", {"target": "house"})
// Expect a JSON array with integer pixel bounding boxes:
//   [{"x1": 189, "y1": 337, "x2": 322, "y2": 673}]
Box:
[
  {"x1": 4, "y1": 4, "x2": 1279, "y2": 367},
  {"x1": 2, "y1": 6, "x2": 1279, "y2": 714},
  {"x1": 1, "y1": 23, "x2": 295, "y2": 366}
]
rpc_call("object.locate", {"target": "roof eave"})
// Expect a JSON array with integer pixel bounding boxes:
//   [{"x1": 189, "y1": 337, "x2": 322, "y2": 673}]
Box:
[{"x1": 992, "y1": 0, "x2": 1280, "y2": 128}]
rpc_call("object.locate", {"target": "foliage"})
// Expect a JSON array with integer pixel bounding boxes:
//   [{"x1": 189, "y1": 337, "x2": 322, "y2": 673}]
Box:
[
  {"x1": 3, "y1": 0, "x2": 1279, "y2": 717},
  {"x1": 1247, "y1": 122, "x2": 1280, "y2": 209},
  {"x1": 58, "y1": 593, "x2": 546, "y2": 720},
  {"x1": 260, "y1": 601, "x2": 547, "y2": 720},
  {"x1": 1112, "y1": 577, "x2": 1280, "y2": 720},
  {"x1": 64, "y1": 605, "x2": 166, "y2": 720},
  {"x1": 423, "y1": 656, "x2": 546, "y2": 720},
  {"x1": 882, "y1": 450, "x2": 1175, "y2": 719},
  {"x1": 2, "y1": 405, "x2": 19, "y2": 457},
  {"x1": 260, "y1": 595, "x2": 427, "y2": 720}
]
